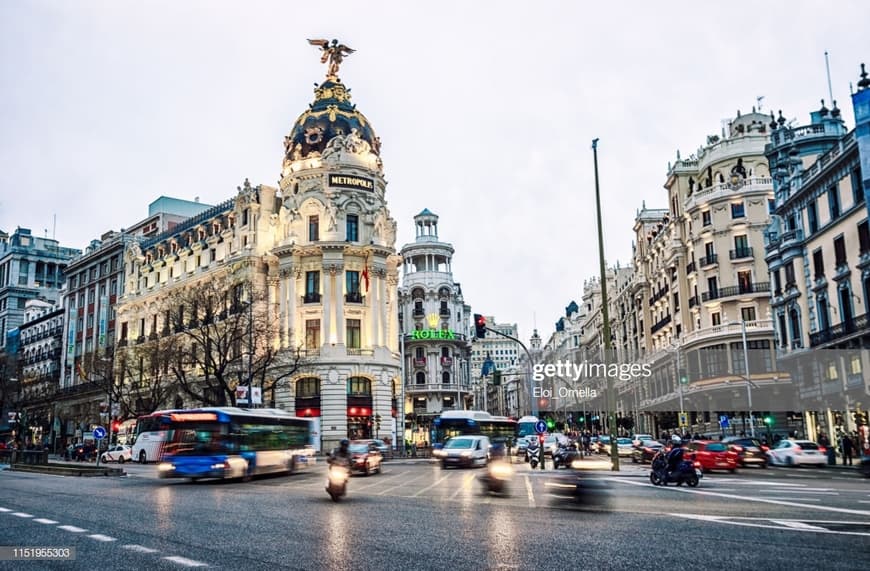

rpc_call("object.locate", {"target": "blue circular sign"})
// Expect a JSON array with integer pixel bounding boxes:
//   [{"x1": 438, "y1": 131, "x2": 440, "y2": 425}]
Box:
[
  {"x1": 535, "y1": 420, "x2": 547, "y2": 434},
  {"x1": 93, "y1": 426, "x2": 107, "y2": 440}
]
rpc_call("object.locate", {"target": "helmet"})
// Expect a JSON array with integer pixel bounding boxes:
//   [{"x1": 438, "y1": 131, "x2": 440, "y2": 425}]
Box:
[
  {"x1": 339, "y1": 439, "x2": 349, "y2": 448},
  {"x1": 671, "y1": 435, "x2": 682, "y2": 444}
]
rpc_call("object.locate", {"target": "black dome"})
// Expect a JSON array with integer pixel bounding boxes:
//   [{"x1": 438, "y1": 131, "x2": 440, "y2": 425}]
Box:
[{"x1": 285, "y1": 78, "x2": 380, "y2": 160}]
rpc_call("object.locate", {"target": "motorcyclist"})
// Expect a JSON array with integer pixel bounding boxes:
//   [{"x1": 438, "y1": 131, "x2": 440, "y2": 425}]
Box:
[
  {"x1": 328, "y1": 439, "x2": 352, "y2": 467},
  {"x1": 666, "y1": 435, "x2": 685, "y2": 478}
]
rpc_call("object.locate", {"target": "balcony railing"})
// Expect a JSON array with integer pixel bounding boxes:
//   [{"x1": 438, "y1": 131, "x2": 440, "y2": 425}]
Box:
[
  {"x1": 345, "y1": 292, "x2": 364, "y2": 304},
  {"x1": 302, "y1": 292, "x2": 321, "y2": 304},
  {"x1": 809, "y1": 312, "x2": 870, "y2": 347},
  {"x1": 650, "y1": 314, "x2": 672, "y2": 334},
  {"x1": 439, "y1": 307, "x2": 450, "y2": 316},
  {"x1": 688, "y1": 295, "x2": 699, "y2": 308},
  {"x1": 413, "y1": 358, "x2": 426, "y2": 367},
  {"x1": 680, "y1": 319, "x2": 774, "y2": 346},
  {"x1": 346, "y1": 348, "x2": 374, "y2": 356},
  {"x1": 441, "y1": 356, "x2": 453, "y2": 367},
  {"x1": 685, "y1": 261, "x2": 696, "y2": 274},
  {"x1": 729, "y1": 247, "x2": 754, "y2": 260},
  {"x1": 699, "y1": 254, "x2": 718, "y2": 267},
  {"x1": 413, "y1": 308, "x2": 425, "y2": 317},
  {"x1": 701, "y1": 282, "x2": 770, "y2": 302},
  {"x1": 406, "y1": 383, "x2": 470, "y2": 393}
]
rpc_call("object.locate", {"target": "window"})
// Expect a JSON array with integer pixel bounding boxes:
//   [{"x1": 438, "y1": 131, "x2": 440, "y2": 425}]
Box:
[
  {"x1": 707, "y1": 276, "x2": 718, "y2": 297},
  {"x1": 741, "y1": 307, "x2": 756, "y2": 322},
  {"x1": 768, "y1": 198, "x2": 775, "y2": 214},
  {"x1": 442, "y1": 372, "x2": 451, "y2": 384},
  {"x1": 305, "y1": 319, "x2": 320, "y2": 349},
  {"x1": 807, "y1": 200, "x2": 818, "y2": 233},
  {"x1": 773, "y1": 269, "x2": 782, "y2": 294},
  {"x1": 415, "y1": 347, "x2": 424, "y2": 359},
  {"x1": 852, "y1": 167, "x2": 864, "y2": 205},
  {"x1": 296, "y1": 378, "x2": 320, "y2": 398},
  {"x1": 738, "y1": 270, "x2": 752, "y2": 293},
  {"x1": 347, "y1": 377, "x2": 371, "y2": 396},
  {"x1": 784, "y1": 261, "x2": 795, "y2": 286},
  {"x1": 712, "y1": 312, "x2": 721, "y2": 326},
  {"x1": 705, "y1": 242, "x2": 714, "y2": 258},
  {"x1": 702, "y1": 211, "x2": 711, "y2": 226},
  {"x1": 834, "y1": 236, "x2": 847, "y2": 267},
  {"x1": 828, "y1": 186, "x2": 840, "y2": 220},
  {"x1": 813, "y1": 249, "x2": 824, "y2": 279},
  {"x1": 731, "y1": 202, "x2": 745, "y2": 218},
  {"x1": 817, "y1": 295, "x2": 830, "y2": 331},
  {"x1": 346, "y1": 319, "x2": 361, "y2": 348},
  {"x1": 308, "y1": 215, "x2": 319, "y2": 241},
  {"x1": 415, "y1": 372, "x2": 425, "y2": 385},
  {"x1": 859, "y1": 220, "x2": 870, "y2": 254},
  {"x1": 346, "y1": 214, "x2": 359, "y2": 242},
  {"x1": 734, "y1": 235, "x2": 748, "y2": 250},
  {"x1": 345, "y1": 271, "x2": 360, "y2": 301},
  {"x1": 305, "y1": 271, "x2": 320, "y2": 302}
]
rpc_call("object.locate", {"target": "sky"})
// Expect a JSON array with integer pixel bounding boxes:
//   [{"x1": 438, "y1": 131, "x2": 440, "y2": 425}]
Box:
[{"x1": 2, "y1": 1, "x2": 868, "y2": 344}]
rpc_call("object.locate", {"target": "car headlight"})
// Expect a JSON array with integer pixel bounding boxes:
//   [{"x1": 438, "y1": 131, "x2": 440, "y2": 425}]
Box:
[
  {"x1": 157, "y1": 462, "x2": 175, "y2": 472},
  {"x1": 461, "y1": 451, "x2": 472, "y2": 458}
]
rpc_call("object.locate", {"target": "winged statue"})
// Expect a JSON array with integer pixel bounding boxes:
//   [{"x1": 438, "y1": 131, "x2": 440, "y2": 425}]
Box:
[{"x1": 308, "y1": 38, "x2": 355, "y2": 78}]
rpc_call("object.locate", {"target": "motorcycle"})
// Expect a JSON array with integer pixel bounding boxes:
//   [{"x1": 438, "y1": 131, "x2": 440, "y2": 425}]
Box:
[
  {"x1": 479, "y1": 460, "x2": 513, "y2": 495},
  {"x1": 326, "y1": 462, "x2": 350, "y2": 501},
  {"x1": 527, "y1": 442, "x2": 540, "y2": 469},
  {"x1": 649, "y1": 449, "x2": 701, "y2": 487},
  {"x1": 552, "y1": 443, "x2": 581, "y2": 469}
]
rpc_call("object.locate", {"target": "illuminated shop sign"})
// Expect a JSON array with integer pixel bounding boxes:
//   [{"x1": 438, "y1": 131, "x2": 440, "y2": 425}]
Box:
[
  {"x1": 411, "y1": 329, "x2": 456, "y2": 340},
  {"x1": 328, "y1": 174, "x2": 374, "y2": 191}
]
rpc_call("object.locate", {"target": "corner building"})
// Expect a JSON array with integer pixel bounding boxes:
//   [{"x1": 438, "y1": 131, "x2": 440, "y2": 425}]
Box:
[{"x1": 115, "y1": 67, "x2": 401, "y2": 453}]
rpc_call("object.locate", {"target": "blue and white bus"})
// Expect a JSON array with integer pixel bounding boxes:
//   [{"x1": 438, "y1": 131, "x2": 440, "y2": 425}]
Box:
[
  {"x1": 432, "y1": 410, "x2": 517, "y2": 446},
  {"x1": 516, "y1": 416, "x2": 540, "y2": 439},
  {"x1": 157, "y1": 407, "x2": 312, "y2": 481}
]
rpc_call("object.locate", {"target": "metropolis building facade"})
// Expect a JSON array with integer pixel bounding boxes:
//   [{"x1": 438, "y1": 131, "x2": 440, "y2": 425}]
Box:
[{"x1": 113, "y1": 50, "x2": 401, "y2": 452}]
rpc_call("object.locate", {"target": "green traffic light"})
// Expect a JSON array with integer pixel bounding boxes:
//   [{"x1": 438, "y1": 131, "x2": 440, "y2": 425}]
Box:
[
  {"x1": 546, "y1": 418, "x2": 555, "y2": 429},
  {"x1": 764, "y1": 416, "x2": 773, "y2": 425}
]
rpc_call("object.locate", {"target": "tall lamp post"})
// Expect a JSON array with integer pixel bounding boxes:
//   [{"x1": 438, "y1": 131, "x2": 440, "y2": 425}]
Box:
[
  {"x1": 592, "y1": 138, "x2": 619, "y2": 471},
  {"x1": 741, "y1": 320, "x2": 755, "y2": 437}
]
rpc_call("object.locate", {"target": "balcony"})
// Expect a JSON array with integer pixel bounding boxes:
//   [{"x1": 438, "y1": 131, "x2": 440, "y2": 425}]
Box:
[
  {"x1": 413, "y1": 307, "x2": 425, "y2": 317},
  {"x1": 729, "y1": 247, "x2": 754, "y2": 260},
  {"x1": 680, "y1": 319, "x2": 774, "y2": 346},
  {"x1": 302, "y1": 292, "x2": 321, "y2": 304},
  {"x1": 346, "y1": 348, "x2": 374, "y2": 357},
  {"x1": 699, "y1": 254, "x2": 718, "y2": 267},
  {"x1": 441, "y1": 356, "x2": 453, "y2": 367},
  {"x1": 685, "y1": 261, "x2": 696, "y2": 274},
  {"x1": 650, "y1": 314, "x2": 672, "y2": 334},
  {"x1": 413, "y1": 358, "x2": 426, "y2": 368},
  {"x1": 439, "y1": 307, "x2": 450, "y2": 317},
  {"x1": 345, "y1": 292, "x2": 364, "y2": 304},
  {"x1": 406, "y1": 383, "x2": 469, "y2": 394},
  {"x1": 688, "y1": 295, "x2": 699, "y2": 308},
  {"x1": 701, "y1": 282, "x2": 770, "y2": 302},
  {"x1": 809, "y1": 312, "x2": 869, "y2": 347}
]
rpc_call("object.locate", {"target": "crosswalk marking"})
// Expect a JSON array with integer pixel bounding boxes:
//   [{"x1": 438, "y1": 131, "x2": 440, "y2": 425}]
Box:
[{"x1": 525, "y1": 475, "x2": 536, "y2": 508}]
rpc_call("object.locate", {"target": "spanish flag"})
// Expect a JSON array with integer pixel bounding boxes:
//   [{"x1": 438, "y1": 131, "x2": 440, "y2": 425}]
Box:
[
  {"x1": 362, "y1": 253, "x2": 370, "y2": 292},
  {"x1": 76, "y1": 362, "x2": 88, "y2": 381}
]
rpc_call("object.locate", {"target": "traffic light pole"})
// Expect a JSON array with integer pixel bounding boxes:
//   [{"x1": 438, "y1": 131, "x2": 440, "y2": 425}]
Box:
[
  {"x1": 742, "y1": 320, "x2": 755, "y2": 438},
  {"x1": 481, "y1": 326, "x2": 537, "y2": 418}
]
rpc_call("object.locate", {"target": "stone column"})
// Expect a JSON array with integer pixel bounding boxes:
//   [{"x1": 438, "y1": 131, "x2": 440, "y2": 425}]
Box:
[
  {"x1": 370, "y1": 270, "x2": 380, "y2": 348},
  {"x1": 322, "y1": 265, "x2": 332, "y2": 345},
  {"x1": 378, "y1": 269, "x2": 388, "y2": 347},
  {"x1": 335, "y1": 266, "x2": 345, "y2": 346}
]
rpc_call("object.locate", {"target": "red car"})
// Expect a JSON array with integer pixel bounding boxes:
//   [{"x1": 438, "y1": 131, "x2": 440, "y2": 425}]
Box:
[{"x1": 687, "y1": 441, "x2": 738, "y2": 473}]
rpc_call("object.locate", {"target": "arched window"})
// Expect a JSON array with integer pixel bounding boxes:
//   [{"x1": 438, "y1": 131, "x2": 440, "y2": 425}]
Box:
[
  {"x1": 415, "y1": 372, "x2": 425, "y2": 385},
  {"x1": 347, "y1": 376, "x2": 371, "y2": 396},
  {"x1": 296, "y1": 377, "x2": 320, "y2": 398},
  {"x1": 789, "y1": 307, "x2": 801, "y2": 348}
]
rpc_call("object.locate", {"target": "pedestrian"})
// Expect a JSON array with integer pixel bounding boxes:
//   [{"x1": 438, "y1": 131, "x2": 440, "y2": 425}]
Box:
[{"x1": 841, "y1": 433, "x2": 854, "y2": 466}]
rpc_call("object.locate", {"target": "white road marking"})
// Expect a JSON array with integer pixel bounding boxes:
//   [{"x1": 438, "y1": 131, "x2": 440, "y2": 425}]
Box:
[
  {"x1": 33, "y1": 518, "x2": 59, "y2": 524},
  {"x1": 672, "y1": 514, "x2": 870, "y2": 537},
  {"x1": 412, "y1": 474, "x2": 450, "y2": 497},
  {"x1": 0, "y1": 507, "x2": 11, "y2": 512},
  {"x1": 11, "y1": 512, "x2": 33, "y2": 518},
  {"x1": 58, "y1": 525, "x2": 87, "y2": 532},
  {"x1": 123, "y1": 545, "x2": 159, "y2": 554},
  {"x1": 609, "y1": 478, "x2": 870, "y2": 516},
  {"x1": 524, "y1": 475, "x2": 536, "y2": 508},
  {"x1": 772, "y1": 490, "x2": 838, "y2": 495},
  {"x1": 355, "y1": 470, "x2": 407, "y2": 491},
  {"x1": 771, "y1": 520, "x2": 827, "y2": 530},
  {"x1": 88, "y1": 534, "x2": 116, "y2": 542},
  {"x1": 449, "y1": 473, "x2": 475, "y2": 499},
  {"x1": 162, "y1": 555, "x2": 209, "y2": 567},
  {"x1": 766, "y1": 498, "x2": 821, "y2": 502}
]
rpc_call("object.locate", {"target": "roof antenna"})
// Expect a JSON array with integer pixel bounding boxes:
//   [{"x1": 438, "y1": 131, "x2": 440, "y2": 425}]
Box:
[{"x1": 825, "y1": 51, "x2": 834, "y2": 107}]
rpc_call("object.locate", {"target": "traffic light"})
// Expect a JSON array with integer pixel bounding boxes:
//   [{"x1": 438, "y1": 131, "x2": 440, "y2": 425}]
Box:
[
  {"x1": 111, "y1": 420, "x2": 120, "y2": 433},
  {"x1": 763, "y1": 415, "x2": 773, "y2": 426},
  {"x1": 546, "y1": 417, "x2": 555, "y2": 430},
  {"x1": 473, "y1": 314, "x2": 487, "y2": 339},
  {"x1": 492, "y1": 370, "x2": 502, "y2": 386},
  {"x1": 678, "y1": 367, "x2": 689, "y2": 385}
]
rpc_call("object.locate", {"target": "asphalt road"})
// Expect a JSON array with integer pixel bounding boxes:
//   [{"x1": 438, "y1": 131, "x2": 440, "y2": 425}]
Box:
[{"x1": 1, "y1": 459, "x2": 868, "y2": 570}]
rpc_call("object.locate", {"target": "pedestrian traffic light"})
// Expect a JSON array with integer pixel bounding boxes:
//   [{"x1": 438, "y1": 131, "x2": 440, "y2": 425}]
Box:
[
  {"x1": 474, "y1": 314, "x2": 487, "y2": 338},
  {"x1": 764, "y1": 415, "x2": 773, "y2": 426},
  {"x1": 546, "y1": 417, "x2": 555, "y2": 430}
]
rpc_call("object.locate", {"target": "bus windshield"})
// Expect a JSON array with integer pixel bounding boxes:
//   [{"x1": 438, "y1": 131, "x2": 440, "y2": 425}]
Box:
[{"x1": 433, "y1": 411, "x2": 517, "y2": 446}]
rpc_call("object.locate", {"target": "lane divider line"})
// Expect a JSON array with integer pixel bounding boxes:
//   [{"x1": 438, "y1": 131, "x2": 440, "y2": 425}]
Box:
[
  {"x1": 11, "y1": 512, "x2": 33, "y2": 518},
  {"x1": 88, "y1": 534, "x2": 116, "y2": 542},
  {"x1": 162, "y1": 555, "x2": 209, "y2": 567},
  {"x1": 33, "y1": 518, "x2": 59, "y2": 524},
  {"x1": 122, "y1": 545, "x2": 159, "y2": 554},
  {"x1": 58, "y1": 525, "x2": 87, "y2": 533}
]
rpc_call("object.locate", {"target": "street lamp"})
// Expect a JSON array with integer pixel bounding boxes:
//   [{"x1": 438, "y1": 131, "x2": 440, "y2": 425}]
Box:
[{"x1": 741, "y1": 320, "x2": 755, "y2": 438}]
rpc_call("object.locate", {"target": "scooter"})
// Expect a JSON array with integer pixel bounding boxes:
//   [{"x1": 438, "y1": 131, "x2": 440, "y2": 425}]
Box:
[
  {"x1": 326, "y1": 462, "x2": 350, "y2": 501},
  {"x1": 649, "y1": 449, "x2": 701, "y2": 487},
  {"x1": 479, "y1": 460, "x2": 513, "y2": 495},
  {"x1": 527, "y1": 442, "x2": 540, "y2": 469},
  {"x1": 552, "y1": 443, "x2": 581, "y2": 469}
]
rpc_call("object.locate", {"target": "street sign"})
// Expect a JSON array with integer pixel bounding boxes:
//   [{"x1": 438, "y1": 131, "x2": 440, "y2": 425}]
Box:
[
  {"x1": 93, "y1": 426, "x2": 107, "y2": 440},
  {"x1": 535, "y1": 420, "x2": 547, "y2": 434},
  {"x1": 678, "y1": 412, "x2": 688, "y2": 428},
  {"x1": 719, "y1": 415, "x2": 730, "y2": 428}
]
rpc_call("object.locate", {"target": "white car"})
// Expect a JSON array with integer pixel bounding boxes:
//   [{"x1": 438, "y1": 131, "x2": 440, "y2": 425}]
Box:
[
  {"x1": 631, "y1": 434, "x2": 654, "y2": 447},
  {"x1": 766, "y1": 440, "x2": 827, "y2": 467},
  {"x1": 616, "y1": 438, "x2": 635, "y2": 457},
  {"x1": 100, "y1": 444, "x2": 132, "y2": 464}
]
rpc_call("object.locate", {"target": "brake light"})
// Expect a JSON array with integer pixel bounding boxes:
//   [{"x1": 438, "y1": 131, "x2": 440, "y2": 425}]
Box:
[
  {"x1": 818, "y1": 447, "x2": 826, "y2": 453},
  {"x1": 761, "y1": 445, "x2": 769, "y2": 452},
  {"x1": 731, "y1": 445, "x2": 743, "y2": 453},
  {"x1": 793, "y1": 445, "x2": 802, "y2": 453},
  {"x1": 693, "y1": 461, "x2": 701, "y2": 468}
]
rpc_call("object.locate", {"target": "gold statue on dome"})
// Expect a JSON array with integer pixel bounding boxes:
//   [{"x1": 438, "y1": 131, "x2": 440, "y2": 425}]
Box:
[{"x1": 308, "y1": 38, "x2": 355, "y2": 78}]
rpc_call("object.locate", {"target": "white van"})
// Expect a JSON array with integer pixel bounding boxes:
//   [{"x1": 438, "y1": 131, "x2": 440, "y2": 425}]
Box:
[{"x1": 437, "y1": 435, "x2": 490, "y2": 469}]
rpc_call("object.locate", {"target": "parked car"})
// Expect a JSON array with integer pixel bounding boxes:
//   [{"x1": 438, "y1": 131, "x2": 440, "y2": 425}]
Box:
[
  {"x1": 721, "y1": 437, "x2": 769, "y2": 468},
  {"x1": 632, "y1": 440, "x2": 664, "y2": 464},
  {"x1": 353, "y1": 438, "x2": 389, "y2": 456},
  {"x1": 100, "y1": 444, "x2": 132, "y2": 464},
  {"x1": 348, "y1": 441, "x2": 383, "y2": 475},
  {"x1": 435, "y1": 435, "x2": 490, "y2": 468},
  {"x1": 766, "y1": 439, "x2": 827, "y2": 467},
  {"x1": 687, "y1": 441, "x2": 739, "y2": 473}
]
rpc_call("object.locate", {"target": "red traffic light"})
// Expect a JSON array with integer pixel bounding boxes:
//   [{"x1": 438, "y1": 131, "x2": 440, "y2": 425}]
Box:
[
  {"x1": 538, "y1": 434, "x2": 545, "y2": 444},
  {"x1": 111, "y1": 421, "x2": 120, "y2": 433}
]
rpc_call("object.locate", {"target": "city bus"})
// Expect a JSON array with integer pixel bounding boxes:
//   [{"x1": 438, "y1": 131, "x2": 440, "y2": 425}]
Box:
[
  {"x1": 130, "y1": 409, "x2": 179, "y2": 464},
  {"x1": 156, "y1": 407, "x2": 312, "y2": 481},
  {"x1": 516, "y1": 416, "x2": 540, "y2": 439},
  {"x1": 432, "y1": 410, "x2": 518, "y2": 447}
]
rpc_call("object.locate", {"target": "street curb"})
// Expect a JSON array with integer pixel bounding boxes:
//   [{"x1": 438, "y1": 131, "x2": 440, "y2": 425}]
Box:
[{"x1": 10, "y1": 464, "x2": 125, "y2": 477}]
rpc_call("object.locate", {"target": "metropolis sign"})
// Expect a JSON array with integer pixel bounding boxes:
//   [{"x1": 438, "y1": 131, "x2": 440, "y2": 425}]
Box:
[{"x1": 328, "y1": 174, "x2": 374, "y2": 191}]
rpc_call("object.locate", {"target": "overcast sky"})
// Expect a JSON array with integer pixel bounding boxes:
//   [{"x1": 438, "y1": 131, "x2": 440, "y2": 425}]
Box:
[{"x1": 2, "y1": 1, "x2": 868, "y2": 343}]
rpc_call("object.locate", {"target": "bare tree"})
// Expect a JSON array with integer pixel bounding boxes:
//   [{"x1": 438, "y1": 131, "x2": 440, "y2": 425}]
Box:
[
  {"x1": 113, "y1": 336, "x2": 179, "y2": 417},
  {"x1": 158, "y1": 272, "x2": 309, "y2": 407}
]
